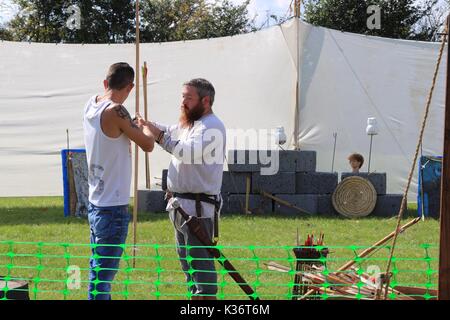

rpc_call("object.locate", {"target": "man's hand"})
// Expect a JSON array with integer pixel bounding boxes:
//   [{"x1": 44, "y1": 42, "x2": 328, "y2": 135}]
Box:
[
  {"x1": 133, "y1": 113, "x2": 147, "y2": 130},
  {"x1": 104, "y1": 106, "x2": 154, "y2": 152},
  {"x1": 134, "y1": 113, "x2": 164, "y2": 144}
]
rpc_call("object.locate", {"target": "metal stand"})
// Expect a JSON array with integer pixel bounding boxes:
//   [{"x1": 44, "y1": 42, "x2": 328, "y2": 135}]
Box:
[{"x1": 368, "y1": 134, "x2": 374, "y2": 173}]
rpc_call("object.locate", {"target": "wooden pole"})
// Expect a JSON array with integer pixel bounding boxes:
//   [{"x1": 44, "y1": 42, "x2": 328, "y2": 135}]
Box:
[
  {"x1": 261, "y1": 191, "x2": 313, "y2": 215},
  {"x1": 439, "y1": 15, "x2": 450, "y2": 300},
  {"x1": 142, "y1": 61, "x2": 151, "y2": 189},
  {"x1": 245, "y1": 175, "x2": 251, "y2": 214},
  {"x1": 133, "y1": 0, "x2": 141, "y2": 268},
  {"x1": 294, "y1": 0, "x2": 301, "y2": 18},
  {"x1": 293, "y1": 0, "x2": 302, "y2": 150}
]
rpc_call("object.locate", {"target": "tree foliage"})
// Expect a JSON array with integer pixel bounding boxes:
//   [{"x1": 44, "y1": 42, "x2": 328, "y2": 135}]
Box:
[
  {"x1": 303, "y1": 0, "x2": 445, "y2": 41},
  {"x1": 1, "y1": 0, "x2": 255, "y2": 43}
]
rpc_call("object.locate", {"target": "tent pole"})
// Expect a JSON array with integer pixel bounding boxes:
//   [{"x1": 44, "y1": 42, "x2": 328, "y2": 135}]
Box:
[
  {"x1": 439, "y1": 15, "x2": 450, "y2": 300},
  {"x1": 293, "y1": 0, "x2": 302, "y2": 150}
]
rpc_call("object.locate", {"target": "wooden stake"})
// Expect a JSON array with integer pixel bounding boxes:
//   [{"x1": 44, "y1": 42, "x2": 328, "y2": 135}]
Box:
[
  {"x1": 261, "y1": 191, "x2": 313, "y2": 215},
  {"x1": 142, "y1": 61, "x2": 151, "y2": 189},
  {"x1": 439, "y1": 15, "x2": 450, "y2": 301},
  {"x1": 245, "y1": 175, "x2": 251, "y2": 214},
  {"x1": 132, "y1": 0, "x2": 141, "y2": 269}
]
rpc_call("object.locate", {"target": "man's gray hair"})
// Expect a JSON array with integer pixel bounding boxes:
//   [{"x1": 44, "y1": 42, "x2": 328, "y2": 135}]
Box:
[{"x1": 184, "y1": 78, "x2": 215, "y2": 106}]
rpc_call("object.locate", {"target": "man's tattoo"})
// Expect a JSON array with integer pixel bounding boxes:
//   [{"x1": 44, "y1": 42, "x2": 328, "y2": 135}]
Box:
[{"x1": 114, "y1": 105, "x2": 138, "y2": 129}]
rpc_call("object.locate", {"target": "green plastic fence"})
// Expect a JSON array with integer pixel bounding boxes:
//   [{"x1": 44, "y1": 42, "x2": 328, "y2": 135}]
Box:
[{"x1": 0, "y1": 241, "x2": 438, "y2": 300}]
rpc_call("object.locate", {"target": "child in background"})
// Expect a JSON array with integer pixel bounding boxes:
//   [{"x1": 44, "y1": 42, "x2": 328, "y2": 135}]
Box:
[{"x1": 348, "y1": 153, "x2": 364, "y2": 173}]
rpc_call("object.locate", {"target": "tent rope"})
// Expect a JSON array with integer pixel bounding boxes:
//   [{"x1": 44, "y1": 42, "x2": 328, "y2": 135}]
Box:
[{"x1": 383, "y1": 24, "x2": 448, "y2": 299}]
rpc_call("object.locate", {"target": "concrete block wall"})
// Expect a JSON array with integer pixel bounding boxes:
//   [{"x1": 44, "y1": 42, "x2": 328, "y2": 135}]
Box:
[
  {"x1": 137, "y1": 190, "x2": 167, "y2": 213},
  {"x1": 137, "y1": 150, "x2": 401, "y2": 217},
  {"x1": 341, "y1": 173, "x2": 386, "y2": 195}
]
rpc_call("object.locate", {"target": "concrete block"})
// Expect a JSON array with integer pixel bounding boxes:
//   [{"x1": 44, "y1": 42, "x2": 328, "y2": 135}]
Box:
[
  {"x1": 296, "y1": 172, "x2": 338, "y2": 194},
  {"x1": 227, "y1": 150, "x2": 317, "y2": 174},
  {"x1": 269, "y1": 150, "x2": 316, "y2": 173},
  {"x1": 273, "y1": 194, "x2": 318, "y2": 216},
  {"x1": 252, "y1": 172, "x2": 296, "y2": 194},
  {"x1": 161, "y1": 169, "x2": 168, "y2": 191},
  {"x1": 371, "y1": 194, "x2": 404, "y2": 217},
  {"x1": 295, "y1": 151, "x2": 317, "y2": 173},
  {"x1": 227, "y1": 150, "x2": 262, "y2": 172},
  {"x1": 137, "y1": 190, "x2": 167, "y2": 213},
  {"x1": 341, "y1": 173, "x2": 387, "y2": 195},
  {"x1": 221, "y1": 171, "x2": 250, "y2": 194},
  {"x1": 317, "y1": 195, "x2": 338, "y2": 216},
  {"x1": 228, "y1": 194, "x2": 273, "y2": 214},
  {"x1": 220, "y1": 193, "x2": 231, "y2": 214}
]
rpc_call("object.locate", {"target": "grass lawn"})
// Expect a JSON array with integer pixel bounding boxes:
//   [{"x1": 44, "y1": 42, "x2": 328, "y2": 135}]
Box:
[{"x1": 0, "y1": 197, "x2": 440, "y2": 300}]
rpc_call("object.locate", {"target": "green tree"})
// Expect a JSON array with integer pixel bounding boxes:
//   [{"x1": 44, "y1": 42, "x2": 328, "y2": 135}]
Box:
[
  {"x1": 140, "y1": 0, "x2": 255, "y2": 42},
  {"x1": 5, "y1": 0, "x2": 134, "y2": 43},
  {"x1": 303, "y1": 0, "x2": 442, "y2": 41},
  {"x1": 0, "y1": 27, "x2": 13, "y2": 41},
  {"x1": 3, "y1": 0, "x2": 255, "y2": 43}
]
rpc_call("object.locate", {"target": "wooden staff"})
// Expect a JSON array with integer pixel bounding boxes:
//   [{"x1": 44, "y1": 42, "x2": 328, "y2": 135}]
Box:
[
  {"x1": 132, "y1": 0, "x2": 141, "y2": 268},
  {"x1": 142, "y1": 61, "x2": 151, "y2": 189}
]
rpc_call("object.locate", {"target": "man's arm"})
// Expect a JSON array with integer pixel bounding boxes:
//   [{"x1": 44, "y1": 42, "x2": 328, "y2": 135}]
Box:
[
  {"x1": 144, "y1": 121, "x2": 223, "y2": 163},
  {"x1": 104, "y1": 104, "x2": 155, "y2": 152}
]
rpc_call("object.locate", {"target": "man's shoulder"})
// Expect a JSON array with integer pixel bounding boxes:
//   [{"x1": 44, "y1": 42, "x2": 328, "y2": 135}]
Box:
[
  {"x1": 202, "y1": 114, "x2": 225, "y2": 131},
  {"x1": 103, "y1": 103, "x2": 130, "y2": 117}
]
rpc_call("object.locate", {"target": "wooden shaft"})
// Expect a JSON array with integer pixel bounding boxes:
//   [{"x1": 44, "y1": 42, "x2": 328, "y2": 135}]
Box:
[
  {"x1": 261, "y1": 191, "x2": 312, "y2": 215},
  {"x1": 294, "y1": 0, "x2": 301, "y2": 18},
  {"x1": 439, "y1": 15, "x2": 450, "y2": 300},
  {"x1": 143, "y1": 61, "x2": 150, "y2": 189},
  {"x1": 245, "y1": 176, "x2": 251, "y2": 214},
  {"x1": 133, "y1": 0, "x2": 141, "y2": 268}
]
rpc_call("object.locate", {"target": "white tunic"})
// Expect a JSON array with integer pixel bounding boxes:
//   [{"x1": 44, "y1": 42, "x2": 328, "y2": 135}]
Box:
[
  {"x1": 154, "y1": 113, "x2": 226, "y2": 218},
  {"x1": 83, "y1": 96, "x2": 132, "y2": 207}
]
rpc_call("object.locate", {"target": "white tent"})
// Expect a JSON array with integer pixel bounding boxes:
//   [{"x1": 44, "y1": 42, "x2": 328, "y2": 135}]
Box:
[{"x1": 0, "y1": 19, "x2": 446, "y2": 199}]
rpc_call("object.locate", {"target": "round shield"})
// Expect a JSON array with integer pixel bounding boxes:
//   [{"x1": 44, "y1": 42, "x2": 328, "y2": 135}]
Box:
[{"x1": 332, "y1": 176, "x2": 377, "y2": 218}]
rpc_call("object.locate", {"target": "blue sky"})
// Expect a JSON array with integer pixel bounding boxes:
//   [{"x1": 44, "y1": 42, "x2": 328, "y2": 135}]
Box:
[
  {"x1": 0, "y1": 0, "x2": 293, "y2": 27},
  {"x1": 233, "y1": 0, "x2": 293, "y2": 26}
]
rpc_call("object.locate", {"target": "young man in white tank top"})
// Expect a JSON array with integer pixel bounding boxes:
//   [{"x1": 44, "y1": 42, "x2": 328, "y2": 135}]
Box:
[{"x1": 83, "y1": 62, "x2": 155, "y2": 300}]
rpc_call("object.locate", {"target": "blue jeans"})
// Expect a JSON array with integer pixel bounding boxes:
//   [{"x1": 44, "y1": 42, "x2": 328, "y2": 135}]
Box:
[{"x1": 87, "y1": 203, "x2": 130, "y2": 300}]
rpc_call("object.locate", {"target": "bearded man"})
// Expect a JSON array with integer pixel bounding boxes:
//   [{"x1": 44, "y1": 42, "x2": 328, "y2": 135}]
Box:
[{"x1": 139, "y1": 78, "x2": 226, "y2": 300}]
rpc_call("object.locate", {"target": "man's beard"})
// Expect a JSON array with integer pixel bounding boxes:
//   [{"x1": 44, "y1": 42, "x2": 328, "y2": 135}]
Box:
[{"x1": 179, "y1": 102, "x2": 205, "y2": 128}]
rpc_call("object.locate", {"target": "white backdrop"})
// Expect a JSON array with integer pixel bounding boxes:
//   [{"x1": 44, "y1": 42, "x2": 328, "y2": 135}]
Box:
[
  {"x1": 0, "y1": 19, "x2": 446, "y2": 199},
  {"x1": 297, "y1": 22, "x2": 446, "y2": 197},
  {"x1": 0, "y1": 23, "x2": 296, "y2": 196}
]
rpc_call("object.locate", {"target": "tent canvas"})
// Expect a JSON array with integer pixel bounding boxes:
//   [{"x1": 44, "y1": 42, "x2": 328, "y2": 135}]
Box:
[{"x1": 0, "y1": 19, "x2": 445, "y2": 199}]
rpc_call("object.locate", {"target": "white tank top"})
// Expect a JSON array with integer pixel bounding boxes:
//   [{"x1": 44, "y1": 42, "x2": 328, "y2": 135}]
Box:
[{"x1": 83, "y1": 95, "x2": 132, "y2": 207}]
